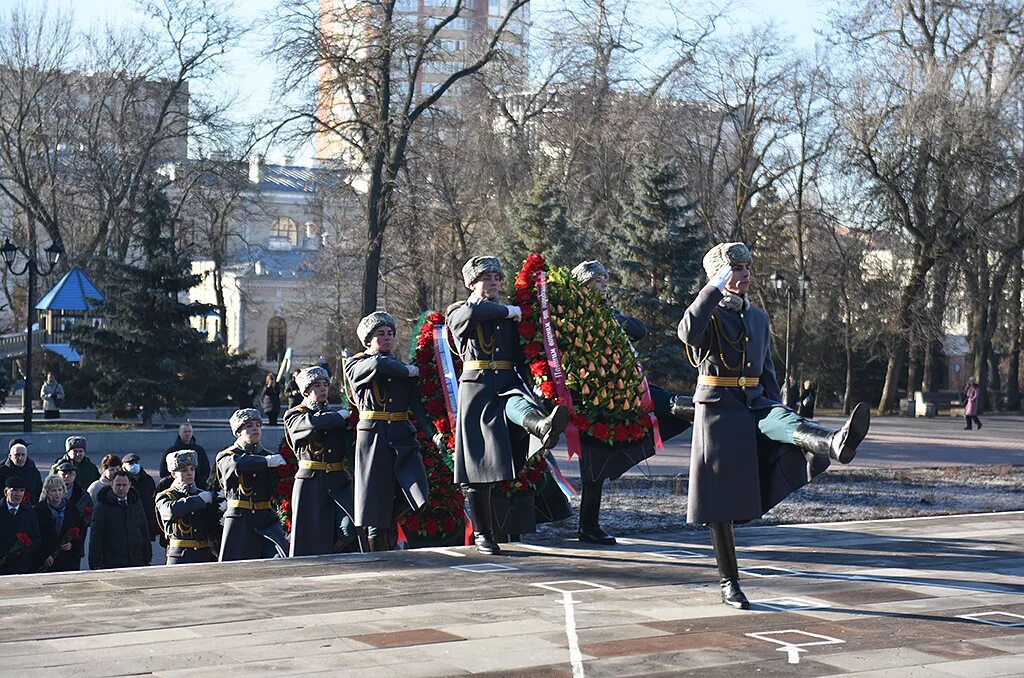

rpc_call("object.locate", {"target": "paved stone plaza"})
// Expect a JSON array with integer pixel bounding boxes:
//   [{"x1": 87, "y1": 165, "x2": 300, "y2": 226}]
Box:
[{"x1": 2, "y1": 511, "x2": 1023, "y2": 676}]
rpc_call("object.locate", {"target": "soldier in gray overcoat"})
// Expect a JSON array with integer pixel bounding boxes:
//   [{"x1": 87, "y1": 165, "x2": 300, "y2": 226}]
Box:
[
  {"x1": 215, "y1": 409, "x2": 288, "y2": 561},
  {"x1": 678, "y1": 242, "x2": 871, "y2": 609},
  {"x1": 285, "y1": 366, "x2": 354, "y2": 557},
  {"x1": 345, "y1": 312, "x2": 429, "y2": 551},
  {"x1": 570, "y1": 260, "x2": 695, "y2": 546},
  {"x1": 156, "y1": 450, "x2": 218, "y2": 565},
  {"x1": 447, "y1": 256, "x2": 569, "y2": 555}
]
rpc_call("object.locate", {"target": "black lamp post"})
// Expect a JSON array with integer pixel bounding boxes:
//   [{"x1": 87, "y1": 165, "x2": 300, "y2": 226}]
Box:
[
  {"x1": 770, "y1": 270, "x2": 811, "y2": 390},
  {"x1": 2, "y1": 237, "x2": 63, "y2": 432}
]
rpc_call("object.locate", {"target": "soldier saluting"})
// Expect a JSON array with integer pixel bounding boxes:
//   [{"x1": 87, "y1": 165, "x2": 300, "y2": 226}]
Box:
[
  {"x1": 215, "y1": 408, "x2": 288, "y2": 561},
  {"x1": 155, "y1": 450, "x2": 219, "y2": 565},
  {"x1": 447, "y1": 256, "x2": 569, "y2": 555},
  {"x1": 345, "y1": 312, "x2": 429, "y2": 551},
  {"x1": 679, "y1": 242, "x2": 870, "y2": 609},
  {"x1": 284, "y1": 366, "x2": 354, "y2": 556}
]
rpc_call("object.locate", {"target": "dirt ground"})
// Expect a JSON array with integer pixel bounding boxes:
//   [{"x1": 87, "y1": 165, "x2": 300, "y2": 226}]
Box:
[{"x1": 534, "y1": 466, "x2": 1024, "y2": 540}]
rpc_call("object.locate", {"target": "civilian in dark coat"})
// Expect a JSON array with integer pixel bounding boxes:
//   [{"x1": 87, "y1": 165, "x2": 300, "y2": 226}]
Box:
[
  {"x1": 447, "y1": 257, "x2": 568, "y2": 555},
  {"x1": 798, "y1": 380, "x2": 817, "y2": 419},
  {"x1": 51, "y1": 436, "x2": 100, "y2": 491},
  {"x1": 679, "y1": 243, "x2": 870, "y2": 609},
  {"x1": 159, "y1": 423, "x2": 211, "y2": 489},
  {"x1": 121, "y1": 453, "x2": 157, "y2": 546},
  {"x1": 89, "y1": 472, "x2": 151, "y2": 570},
  {"x1": 215, "y1": 409, "x2": 287, "y2": 561},
  {"x1": 55, "y1": 461, "x2": 94, "y2": 532},
  {"x1": 345, "y1": 313, "x2": 428, "y2": 551},
  {"x1": 261, "y1": 374, "x2": 282, "y2": 426},
  {"x1": 285, "y1": 367, "x2": 354, "y2": 557},
  {"x1": 34, "y1": 474, "x2": 85, "y2": 572},
  {"x1": 0, "y1": 476, "x2": 40, "y2": 574},
  {"x1": 1, "y1": 441, "x2": 42, "y2": 505}
]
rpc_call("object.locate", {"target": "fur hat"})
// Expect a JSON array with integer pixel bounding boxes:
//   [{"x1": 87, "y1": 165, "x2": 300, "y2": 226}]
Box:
[
  {"x1": 165, "y1": 450, "x2": 198, "y2": 473},
  {"x1": 229, "y1": 408, "x2": 262, "y2": 435},
  {"x1": 296, "y1": 366, "x2": 330, "y2": 394},
  {"x1": 571, "y1": 260, "x2": 608, "y2": 284},
  {"x1": 702, "y1": 242, "x2": 752, "y2": 279},
  {"x1": 357, "y1": 311, "x2": 397, "y2": 347},
  {"x1": 65, "y1": 435, "x2": 87, "y2": 453},
  {"x1": 461, "y1": 256, "x2": 503, "y2": 289}
]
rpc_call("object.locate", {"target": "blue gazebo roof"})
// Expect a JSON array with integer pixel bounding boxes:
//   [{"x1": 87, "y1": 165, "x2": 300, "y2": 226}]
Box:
[{"x1": 35, "y1": 267, "x2": 105, "y2": 312}]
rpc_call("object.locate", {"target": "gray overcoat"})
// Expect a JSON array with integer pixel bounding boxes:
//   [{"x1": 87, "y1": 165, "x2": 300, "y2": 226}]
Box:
[
  {"x1": 284, "y1": 403, "x2": 354, "y2": 556},
  {"x1": 678, "y1": 285, "x2": 827, "y2": 524},
  {"x1": 155, "y1": 485, "x2": 218, "y2": 565},
  {"x1": 216, "y1": 443, "x2": 287, "y2": 561},
  {"x1": 447, "y1": 299, "x2": 531, "y2": 485},
  {"x1": 345, "y1": 352, "x2": 429, "y2": 529}
]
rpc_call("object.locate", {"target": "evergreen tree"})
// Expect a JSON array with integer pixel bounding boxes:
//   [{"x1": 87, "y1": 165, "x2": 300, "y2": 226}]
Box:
[
  {"x1": 604, "y1": 161, "x2": 706, "y2": 386},
  {"x1": 69, "y1": 182, "x2": 219, "y2": 425},
  {"x1": 497, "y1": 173, "x2": 584, "y2": 272}
]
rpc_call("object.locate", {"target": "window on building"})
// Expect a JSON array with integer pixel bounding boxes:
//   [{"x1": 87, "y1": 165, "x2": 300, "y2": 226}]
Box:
[
  {"x1": 267, "y1": 317, "x2": 287, "y2": 362},
  {"x1": 270, "y1": 217, "x2": 299, "y2": 246}
]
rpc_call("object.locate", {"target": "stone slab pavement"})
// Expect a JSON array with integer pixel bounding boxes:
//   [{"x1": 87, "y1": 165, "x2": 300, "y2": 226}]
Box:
[{"x1": 3, "y1": 511, "x2": 1024, "y2": 676}]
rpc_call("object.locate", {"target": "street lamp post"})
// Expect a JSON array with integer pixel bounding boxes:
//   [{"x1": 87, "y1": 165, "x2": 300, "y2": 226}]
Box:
[
  {"x1": 770, "y1": 270, "x2": 811, "y2": 391},
  {"x1": 1, "y1": 237, "x2": 63, "y2": 433}
]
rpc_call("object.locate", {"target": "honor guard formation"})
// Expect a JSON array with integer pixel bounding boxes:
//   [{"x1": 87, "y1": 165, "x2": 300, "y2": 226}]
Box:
[{"x1": 0, "y1": 242, "x2": 873, "y2": 611}]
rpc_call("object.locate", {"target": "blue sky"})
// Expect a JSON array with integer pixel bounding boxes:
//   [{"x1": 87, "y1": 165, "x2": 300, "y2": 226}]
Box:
[{"x1": 44, "y1": 0, "x2": 827, "y2": 159}]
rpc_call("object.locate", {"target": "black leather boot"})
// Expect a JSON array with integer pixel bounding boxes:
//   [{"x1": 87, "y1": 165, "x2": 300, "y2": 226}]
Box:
[
  {"x1": 791, "y1": 402, "x2": 870, "y2": 464},
  {"x1": 465, "y1": 485, "x2": 500, "y2": 555},
  {"x1": 709, "y1": 521, "x2": 749, "y2": 610},
  {"x1": 578, "y1": 481, "x2": 616, "y2": 545},
  {"x1": 669, "y1": 395, "x2": 695, "y2": 423},
  {"x1": 367, "y1": 531, "x2": 390, "y2": 552},
  {"x1": 521, "y1": 404, "x2": 569, "y2": 449}
]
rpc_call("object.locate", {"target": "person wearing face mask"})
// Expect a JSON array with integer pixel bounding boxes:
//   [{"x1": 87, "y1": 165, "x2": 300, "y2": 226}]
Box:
[
  {"x1": 155, "y1": 451, "x2": 218, "y2": 565},
  {"x1": 1, "y1": 440, "x2": 42, "y2": 506},
  {"x1": 33, "y1": 474, "x2": 85, "y2": 572},
  {"x1": 679, "y1": 242, "x2": 872, "y2": 610},
  {"x1": 569, "y1": 261, "x2": 696, "y2": 546},
  {"x1": 159, "y1": 423, "x2": 211, "y2": 490},
  {"x1": 51, "y1": 436, "x2": 100, "y2": 491},
  {"x1": 88, "y1": 471, "x2": 150, "y2": 570},
  {"x1": 215, "y1": 409, "x2": 288, "y2": 561},
  {"x1": 345, "y1": 312, "x2": 429, "y2": 551},
  {"x1": 121, "y1": 453, "x2": 158, "y2": 550},
  {"x1": 447, "y1": 256, "x2": 570, "y2": 555},
  {"x1": 284, "y1": 366, "x2": 355, "y2": 556},
  {"x1": 87, "y1": 454, "x2": 122, "y2": 503}
]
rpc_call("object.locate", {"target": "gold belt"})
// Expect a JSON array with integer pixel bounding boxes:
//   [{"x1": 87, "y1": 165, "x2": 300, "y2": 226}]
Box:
[
  {"x1": 464, "y1": 360, "x2": 515, "y2": 371},
  {"x1": 169, "y1": 539, "x2": 210, "y2": 549},
  {"x1": 228, "y1": 499, "x2": 272, "y2": 510},
  {"x1": 298, "y1": 460, "x2": 348, "y2": 472},
  {"x1": 698, "y1": 375, "x2": 760, "y2": 388},
  {"x1": 360, "y1": 411, "x2": 410, "y2": 422}
]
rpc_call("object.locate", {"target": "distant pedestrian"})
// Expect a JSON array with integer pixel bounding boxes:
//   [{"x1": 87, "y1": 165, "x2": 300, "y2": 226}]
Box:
[
  {"x1": 261, "y1": 374, "x2": 282, "y2": 426},
  {"x1": 798, "y1": 380, "x2": 817, "y2": 419},
  {"x1": 1, "y1": 440, "x2": 42, "y2": 505},
  {"x1": 235, "y1": 377, "x2": 257, "y2": 409},
  {"x1": 963, "y1": 378, "x2": 982, "y2": 430},
  {"x1": 87, "y1": 454, "x2": 122, "y2": 503},
  {"x1": 40, "y1": 372, "x2": 65, "y2": 419},
  {"x1": 159, "y1": 423, "x2": 211, "y2": 490},
  {"x1": 784, "y1": 377, "x2": 800, "y2": 411}
]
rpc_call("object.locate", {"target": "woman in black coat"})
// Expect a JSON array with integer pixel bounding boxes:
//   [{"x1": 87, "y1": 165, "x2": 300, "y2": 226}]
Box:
[
  {"x1": 34, "y1": 474, "x2": 86, "y2": 572},
  {"x1": 261, "y1": 374, "x2": 282, "y2": 426}
]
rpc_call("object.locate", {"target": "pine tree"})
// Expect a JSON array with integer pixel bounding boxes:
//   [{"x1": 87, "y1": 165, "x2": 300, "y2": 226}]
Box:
[
  {"x1": 497, "y1": 173, "x2": 584, "y2": 272},
  {"x1": 604, "y1": 161, "x2": 706, "y2": 386},
  {"x1": 69, "y1": 182, "x2": 219, "y2": 425}
]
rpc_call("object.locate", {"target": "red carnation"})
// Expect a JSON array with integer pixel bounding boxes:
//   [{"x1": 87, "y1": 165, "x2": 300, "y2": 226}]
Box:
[
  {"x1": 83, "y1": 505, "x2": 93, "y2": 518},
  {"x1": 434, "y1": 417, "x2": 451, "y2": 434},
  {"x1": 641, "y1": 415, "x2": 653, "y2": 429},
  {"x1": 517, "y1": 321, "x2": 537, "y2": 339},
  {"x1": 285, "y1": 519, "x2": 292, "y2": 533},
  {"x1": 628, "y1": 422, "x2": 644, "y2": 440},
  {"x1": 16, "y1": 533, "x2": 31, "y2": 546},
  {"x1": 276, "y1": 465, "x2": 291, "y2": 478},
  {"x1": 276, "y1": 480, "x2": 291, "y2": 496},
  {"x1": 405, "y1": 515, "x2": 421, "y2": 532},
  {"x1": 67, "y1": 527, "x2": 81, "y2": 540},
  {"x1": 425, "y1": 518, "x2": 439, "y2": 536},
  {"x1": 571, "y1": 412, "x2": 589, "y2": 429},
  {"x1": 425, "y1": 399, "x2": 445, "y2": 417},
  {"x1": 520, "y1": 304, "x2": 534, "y2": 319},
  {"x1": 427, "y1": 312, "x2": 444, "y2": 324},
  {"x1": 526, "y1": 469, "x2": 542, "y2": 484},
  {"x1": 613, "y1": 423, "x2": 630, "y2": 443},
  {"x1": 423, "y1": 454, "x2": 436, "y2": 467},
  {"x1": 539, "y1": 380, "x2": 557, "y2": 399},
  {"x1": 416, "y1": 336, "x2": 430, "y2": 348},
  {"x1": 415, "y1": 347, "x2": 432, "y2": 364},
  {"x1": 442, "y1": 515, "x2": 457, "y2": 533},
  {"x1": 516, "y1": 288, "x2": 532, "y2": 303},
  {"x1": 420, "y1": 380, "x2": 438, "y2": 396},
  {"x1": 529, "y1": 361, "x2": 548, "y2": 377},
  {"x1": 415, "y1": 430, "x2": 428, "y2": 441},
  {"x1": 523, "y1": 342, "x2": 542, "y2": 359},
  {"x1": 592, "y1": 422, "x2": 611, "y2": 442}
]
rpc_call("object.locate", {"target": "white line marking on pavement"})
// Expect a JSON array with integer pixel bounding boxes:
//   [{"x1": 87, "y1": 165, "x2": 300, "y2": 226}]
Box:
[
  {"x1": 957, "y1": 611, "x2": 1024, "y2": 627},
  {"x1": 746, "y1": 629, "x2": 844, "y2": 665},
  {"x1": 420, "y1": 547, "x2": 466, "y2": 558},
  {"x1": 781, "y1": 646, "x2": 804, "y2": 664},
  {"x1": 781, "y1": 509, "x2": 1024, "y2": 529},
  {"x1": 645, "y1": 549, "x2": 709, "y2": 560},
  {"x1": 563, "y1": 591, "x2": 585, "y2": 678},
  {"x1": 532, "y1": 580, "x2": 614, "y2": 594},
  {"x1": 450, "y1": 563, "x2": 518, "y2": 573},
  {"x1": 515, "y1": 542, "x2": 555, "y2": 552}
]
